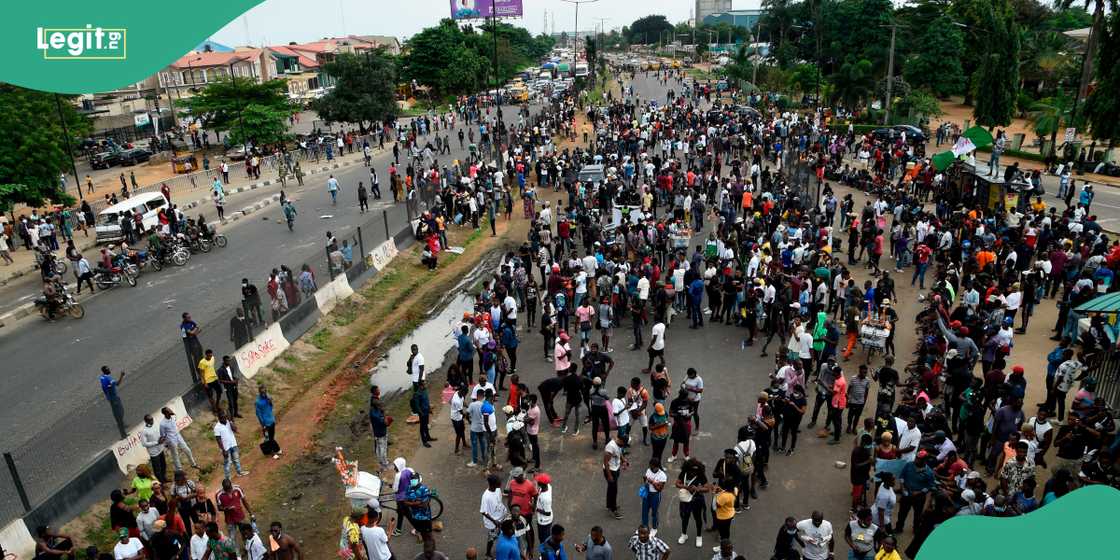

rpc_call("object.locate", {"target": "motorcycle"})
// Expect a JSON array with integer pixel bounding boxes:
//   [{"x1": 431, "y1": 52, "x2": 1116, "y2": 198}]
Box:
[
  {"x1": 35, "y1": 251, "x2": 67, "y2": 276},
  {"x1": 94, "y1": 265, "x2": 138, "y2": 290},
  {"x1": 35, "y1": 289, "x2": 84, "y2": 320}
]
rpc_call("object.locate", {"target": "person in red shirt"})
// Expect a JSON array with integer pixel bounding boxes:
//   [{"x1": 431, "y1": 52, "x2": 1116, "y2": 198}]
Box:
[
  {"x1": 912, "y1": 243, "x2": 933, "y2": 289},
  {"x1": 505, "y1": 467, "x2": 538, "y2": 548},
  {"x1": 215, "y1": 479, "x2": 253, "y2": 545}
]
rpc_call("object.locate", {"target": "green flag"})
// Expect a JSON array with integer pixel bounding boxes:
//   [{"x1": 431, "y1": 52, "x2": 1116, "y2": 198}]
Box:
[
  {"x1": 931, "y1": 151, "x2": 957, "y2": 171},
  {"x1": 962, "y1": 126, "x2": 994, "y2": 148}
]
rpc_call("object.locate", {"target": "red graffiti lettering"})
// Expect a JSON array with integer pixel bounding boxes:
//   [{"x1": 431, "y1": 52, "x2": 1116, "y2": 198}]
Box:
[{"x1": 238, "y1": 338, "x2": 278, "y2": 371}]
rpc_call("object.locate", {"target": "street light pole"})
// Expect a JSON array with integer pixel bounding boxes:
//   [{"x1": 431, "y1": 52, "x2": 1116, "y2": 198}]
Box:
[{"x1": 561, "y1": 0, "x2": 599, "y2": 82}]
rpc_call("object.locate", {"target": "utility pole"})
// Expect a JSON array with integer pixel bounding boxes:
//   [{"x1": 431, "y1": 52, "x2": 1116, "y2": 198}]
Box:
[
  {"x1": 883, "y1": 23, "x2": 898, "y2": 125},
  {"x1": 561, "y1": 0, "x2": 599, "y2": 82},
  {"x1": 54, "y1": 94, "x2": 83, "y2": 201}
]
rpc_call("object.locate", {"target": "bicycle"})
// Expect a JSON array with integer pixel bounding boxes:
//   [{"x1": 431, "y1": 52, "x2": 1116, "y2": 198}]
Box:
[{"x1": 375, "y1": 488, "x2": 445, "y2": 520}]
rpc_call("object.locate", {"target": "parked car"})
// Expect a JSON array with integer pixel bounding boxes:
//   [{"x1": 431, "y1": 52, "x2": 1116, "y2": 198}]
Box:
[
  {"x1": 89, "y1": 151, "x2": 121, "y2": 170},
  {"x1": 872, "y1": 125, "x2": 927, "y2": 144},
  {"x1": 225, "y1": 145, "x2": 248, "y2": 161},
  {"x1": 118, "y1": 148, "x2": 152, "y2": 166}
]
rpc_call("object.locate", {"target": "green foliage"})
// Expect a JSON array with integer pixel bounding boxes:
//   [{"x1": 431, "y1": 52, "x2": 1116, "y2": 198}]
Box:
[
  {"x1": 1027, "y1": 93, "x2": 1073, "y2": 139},
  {"x1": 625, "y1": 15, "x2": 674, "y2": 45},
  {"x1": 1083, "y1": 9, "x2": 1120, "y2": 144},
  {"x1": 903, "y1": 16, "x2": 966, "y2": 97},
  {"x1": 789, "y1": 63, "x2": 822, "y2": 95},
  {"x1": 0, "y1": 85, "x2": 90, "y2": 211},
  {"x1": 829, "y1": 57, "x2": 876, "y2": 109},
  {"x1": 400, "y1": 19, "x2": 551, "y2": 96},
  {"x1": 973, "y1": 0, "x2": 1021, "y2": 128},
  {"x1": 181, "y1": 78, "x2": 295, "y2": 147},
  {"x1": 895, "y1": 89, "x2": 945, "y2": 120},
  {"x1": 312, "y1": 50, "x2": 399, "y2": 131}
]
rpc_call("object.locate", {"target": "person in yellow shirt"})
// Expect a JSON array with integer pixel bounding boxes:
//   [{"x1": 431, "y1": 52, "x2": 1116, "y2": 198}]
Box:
[
  {"x1": 874, "y1": 536, "x2": 901, "y2": 560},
  {"x1": 712, "y1": 479, "x2": 737, "y2": 548},
  {"x1": 198, "y1": 349, "x2": 222, "y2": 411}
]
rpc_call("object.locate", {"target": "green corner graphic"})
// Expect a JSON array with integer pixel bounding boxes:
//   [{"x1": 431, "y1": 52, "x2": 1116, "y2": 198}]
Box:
[
  {"x1": 2, "y1": 1, "x2": 264, "y2": 93},
  {"x1": 917, "y1": 485, "x2": 1120, "y2": 560}
]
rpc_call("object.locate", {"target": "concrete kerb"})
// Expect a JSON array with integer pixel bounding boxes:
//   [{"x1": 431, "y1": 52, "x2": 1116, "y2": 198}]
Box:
[
  {"x1": 0, "y1": 219, "x2": 412, "y2": 552},
  {"x1": 0, "y1": 158, "x2": 368, "y2": 328}
]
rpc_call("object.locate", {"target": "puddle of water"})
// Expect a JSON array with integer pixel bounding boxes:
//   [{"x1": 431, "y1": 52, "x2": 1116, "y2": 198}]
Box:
[
  {"x1": 365, "y1": 253, "x2": 498, "y2": 396},
  {"x1": 366, "y1": 293, "x2": 472, "y2": 396}
]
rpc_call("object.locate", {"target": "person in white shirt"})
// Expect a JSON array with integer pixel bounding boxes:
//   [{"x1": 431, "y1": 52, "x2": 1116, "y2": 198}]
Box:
[
  {"x1": 189, "y1": 523, "x2": 208, "y2": 560},
  {"x1": 408, "y1": 345, "x2": 426, "y2": 389},
  {"x1": 612, "y1": 387, "x2": 635, "y2": 445},
  {"x1": 136, "y1": 500, "x2": 160, "y2": 541},
  {"x1": 113, "y1": 529, "x2": 144, "y2": 560},
  {"x1": 894, "y1": 415, "x2": 922, "y2": 462},
  {"x1": 795, "y1": 512, "x2": 834, "y2": 560},
  {"x1": 140, "y1": 414, "x2": 167, "y2": 482},
  {"x1": 647, "y1": 321, "x2": 666, "y2": 372},
  {"x1": 873, "y1": 472, "x2": 897, "y2": 531},
  {"x1": 161, "y1": 407, "x2": 198, "y2": 470},
  {"x1": 241, "y1": 524, "x2": 268, "y2": 560},
  {"x1": 213, "y1": 410, "x2": 248, "y2": 479},
  {"x1": 480, "y1": 474, "x2": 509, "y2": 557},
  {"x1": 360, "y1": 509, "x2": 396, "y2": 560}
]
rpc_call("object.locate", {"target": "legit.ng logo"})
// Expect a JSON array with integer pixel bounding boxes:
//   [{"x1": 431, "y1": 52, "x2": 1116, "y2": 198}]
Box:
[{"x1": 36, "y1": 25, "x2": 127, "y2": 60}]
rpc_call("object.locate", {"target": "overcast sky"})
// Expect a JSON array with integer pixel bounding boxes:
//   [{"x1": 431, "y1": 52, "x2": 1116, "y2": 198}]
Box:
[{"x1": 210, "y1": 0, "x2": 765, "y2": 47}]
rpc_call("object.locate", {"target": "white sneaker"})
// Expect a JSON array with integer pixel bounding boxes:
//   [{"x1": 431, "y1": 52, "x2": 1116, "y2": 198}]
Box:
[
  {"x1": 713, "y1": 546, "x2": 722, "y2": 552},
  {"x1": 467, "y1": 462, "x2": 477, "y2": 467},
  {"x1": 666, "y1": 455, "x2": 675, "y2": 464},
  {"x1": 677, "y1": 535, "x2": 687, "y2": 545},
  {"x1": 695, "y1": 536, "x2": 702, "y2": 548},
  {"x1": 650, "y1": 529, "x2": 658, "y2": 538}
]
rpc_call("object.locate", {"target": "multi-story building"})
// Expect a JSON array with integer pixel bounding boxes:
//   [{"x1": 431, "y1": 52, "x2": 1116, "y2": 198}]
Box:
[{"x1": 695, "y1": 0, "x2": 733, "y2": 23}]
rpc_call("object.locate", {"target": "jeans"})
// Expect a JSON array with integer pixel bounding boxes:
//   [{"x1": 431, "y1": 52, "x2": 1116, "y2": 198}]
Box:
[
  {"x1": 166, "y1": 440, "x2": 198, "y2": 470},
  {"x1": 470, "y1": 430, "x2": 487, "y2": 464},
  {"x1": 107, "y1": 396, "x2": 126, "y2": 438},
  {"x1": 374, "y1": 436, "x2": 389, "y2": 469},
  {"x1": 911, "y1": 263, "x2": 928, "y2": 288},
  {"x1": 641, "y1": 491, "x2": 662, "y2": 528},
  {"x1": 222, "y1": 446, "x2": 244, "y2": 478}
]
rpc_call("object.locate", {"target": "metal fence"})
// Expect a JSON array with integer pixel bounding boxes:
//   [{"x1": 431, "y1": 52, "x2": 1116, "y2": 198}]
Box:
[
  {"x1": 0, "y1": 208, "x2": 399, "y2": 528},
  {"x1": 1088, "y1": 351, "x2": 1120, "y2": 412},
  {"x1": 88, "y1": 116, "x2": 178, "y2": 146}
]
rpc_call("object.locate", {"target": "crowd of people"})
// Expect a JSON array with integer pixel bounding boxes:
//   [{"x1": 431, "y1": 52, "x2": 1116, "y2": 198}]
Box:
[
  {"x1": 47, "y1": 62, "x2": 1120, "y2": 560},
  {"x1": 363, "y1": 64, "x2": 1120, "y2": 560}
]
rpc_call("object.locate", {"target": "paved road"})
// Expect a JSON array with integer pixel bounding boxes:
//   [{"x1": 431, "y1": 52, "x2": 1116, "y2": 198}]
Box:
[
  {"x1": 0, "y1": 106, "x2": 519, "y2": 456},
  {"x1": 378, "y1": 73, "x2": 1063, "y2": 560}
]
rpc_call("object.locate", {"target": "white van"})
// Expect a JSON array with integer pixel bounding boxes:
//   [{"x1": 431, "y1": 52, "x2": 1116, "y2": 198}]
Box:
[{"x1": 95, "y1": 192, "x2": 169, "y2": 243}]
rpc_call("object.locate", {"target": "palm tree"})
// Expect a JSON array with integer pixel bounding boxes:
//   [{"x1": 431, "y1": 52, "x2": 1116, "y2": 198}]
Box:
[{"x1": 1027, "y1": 92, "x2": 1074, "y2": 157}]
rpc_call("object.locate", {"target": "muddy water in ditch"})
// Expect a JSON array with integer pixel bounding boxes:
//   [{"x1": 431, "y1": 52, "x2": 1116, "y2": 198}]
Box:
[{"x1": 365, "y1": 254, "x2": 497, "y2": 396}]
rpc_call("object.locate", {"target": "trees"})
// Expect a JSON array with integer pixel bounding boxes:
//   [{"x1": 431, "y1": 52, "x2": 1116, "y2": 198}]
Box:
[
  {"x1": 312, "y1": 50, "x2": 399, "y2": 131},
  {"x1": 1082, "y1": 8, "x2": 1120, "y2": 146},
  {"x1": 829, "y1": 57, "x2": 875, "y2": 109},
  {"x1": 182, "y1": 78, "x2": 295, "y2": 147},
  {"x1": 972, "y1": 0, "x2": 1021, "y2": 128},
  {"x1": 789, "y1": 64, "x2": 822, "y2": 96},
  {"x1": 902, "y1": 16, "x2": 966, "y2": 97},
  {"x1": 0, "y1": 85, "x2": 88, "y2": 211},
  {"x1": 625, "y1": 15, "x2": 674, "y2": 45},
  {"x1": 400, "y1": 19, "x2": 552, "y2": 97},
  {"x1": 1027, "y1": 92, "x2": 1074, "y2": 152}
]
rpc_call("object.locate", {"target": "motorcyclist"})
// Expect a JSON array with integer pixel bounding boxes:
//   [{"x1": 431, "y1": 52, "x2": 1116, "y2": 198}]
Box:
[
  {"x1": 147, "y1": 227, "x2": 165, "y2": 264},
  {"x1": 41, "y1": 277, "x2": 62, "y2": 319}
]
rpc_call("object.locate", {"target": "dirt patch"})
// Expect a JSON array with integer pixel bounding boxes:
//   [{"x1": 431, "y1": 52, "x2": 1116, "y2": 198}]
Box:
[{"x1": 62, "y1": 213, "x2": 528, "y2": 555}]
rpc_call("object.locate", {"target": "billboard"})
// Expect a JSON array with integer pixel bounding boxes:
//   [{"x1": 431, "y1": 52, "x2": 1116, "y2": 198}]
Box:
[{"x1": 450, "y1": 0, "x2": 524, "y2": 20}]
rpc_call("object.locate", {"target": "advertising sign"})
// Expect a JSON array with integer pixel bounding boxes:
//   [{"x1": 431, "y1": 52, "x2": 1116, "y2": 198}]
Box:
[{"x1": 449, "y1": 0, "x2": 524, "y2": 20}]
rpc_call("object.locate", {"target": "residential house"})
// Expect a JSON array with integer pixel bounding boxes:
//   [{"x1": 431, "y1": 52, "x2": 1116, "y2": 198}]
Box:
[
  {"x1": 158, "y1": 48, "x2": 266, "y2": 98},
  {"x1": 265, "y1": 45, "x2": 322, "y2": 101}
]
